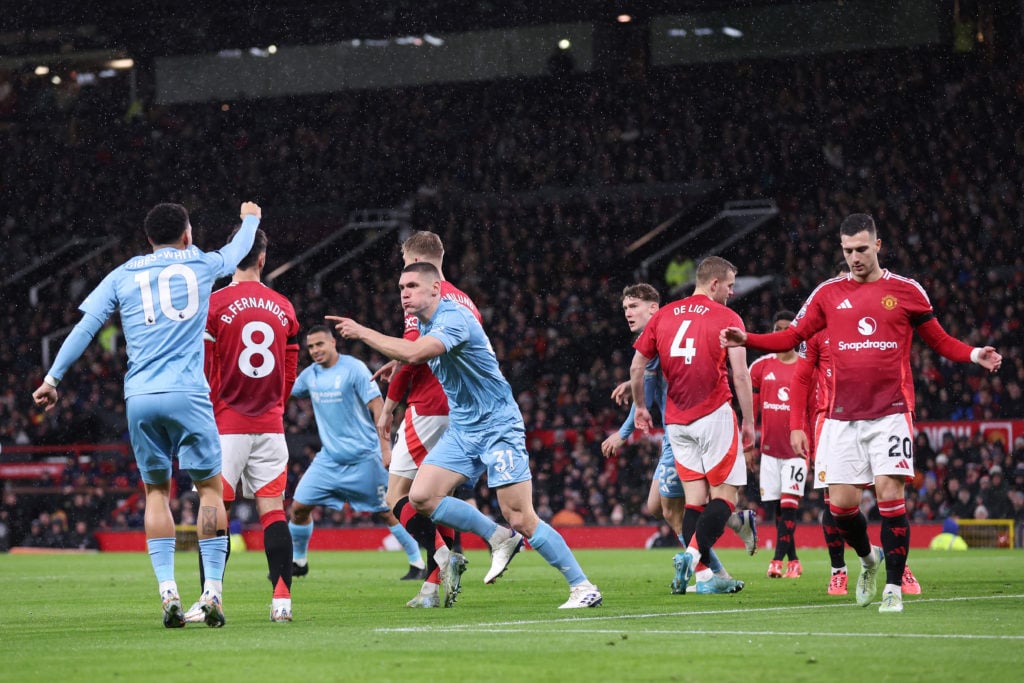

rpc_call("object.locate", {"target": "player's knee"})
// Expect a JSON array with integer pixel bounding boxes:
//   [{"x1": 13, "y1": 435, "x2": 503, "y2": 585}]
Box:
[{"x1": 407, "y1": 490, "x2": 436, "y2": 516}]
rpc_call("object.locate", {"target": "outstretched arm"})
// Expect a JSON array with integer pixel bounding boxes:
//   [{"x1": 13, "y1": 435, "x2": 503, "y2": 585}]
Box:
[
  {"x1": 329, "y1": 316, "x2": 445, "y2": 364},
  {"x1": 916, "y1": 317, "x2": 1001, "y2": 371}
]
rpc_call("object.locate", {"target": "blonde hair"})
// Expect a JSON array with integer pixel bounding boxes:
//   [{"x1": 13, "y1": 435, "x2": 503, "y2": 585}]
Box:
[
  {"x1": 695, "y1": 256, "x2": 737, "y2": 285},
  {"x1": 401, "y1": 231, "x2": 444, "y2": 261}
]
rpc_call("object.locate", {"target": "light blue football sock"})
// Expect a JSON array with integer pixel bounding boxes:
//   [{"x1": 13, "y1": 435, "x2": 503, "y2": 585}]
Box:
[
  {"x1": 147, "y1": 537, "x2": 177, "y2": 584},
  {"x1": 197, "y1": 536, "x2": 228, "y2": 582},
  {"x1": 706, "y1": 548, "x2": 724, "y2": 573},
  {"x1": 289, "y1": 521, "x2": 313, "y2": 562},
  {"x1": 389, "y1": 523, "x2": 424, "y2": 566},
  {"x1": 529, "y1": 520, "x2": 587, "y2": 586},
  {"x1": 430, "y1": 497, "x2": 498, "y2": 540}
]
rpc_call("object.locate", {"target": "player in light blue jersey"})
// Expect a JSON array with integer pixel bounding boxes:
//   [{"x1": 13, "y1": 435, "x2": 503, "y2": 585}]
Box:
[
  {"x1": 600, "y1": 284, "x2": 755, "y2": 596},
  {"x1": 331, "y1": 262, "x2": 602, "y2": 609},
  {"x1": 33, "y1": 201, "x2": 263, "y2": 628},
  {"x1": 287, "y1": 325, "x2": 423, "y2": 578}
]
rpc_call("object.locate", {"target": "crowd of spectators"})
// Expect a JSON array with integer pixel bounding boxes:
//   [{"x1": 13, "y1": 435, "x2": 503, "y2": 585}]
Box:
[{"x1": 2, "y1": 43, "x2": 1023, "y2": 547}]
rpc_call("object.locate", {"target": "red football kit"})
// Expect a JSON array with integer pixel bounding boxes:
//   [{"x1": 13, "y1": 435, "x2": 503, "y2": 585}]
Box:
[
  {"x1": 204, "y1": 281, "x2": 300, "y2": 434},
  {"x1": 386, "y1": 280, "x2": 481, "y2": 415},
  {"x1": 789, "y1": 330, "x2": 832, "y2": 435},
  {"x1": 634, "y1": 293, "x2": 743, "y2": 425},
  {"x1": 745, "y1": 271, "x2": 973, "y2": 421},
  {"x1": 749, "y1": 354, "x2": 799, "y2": 459}
]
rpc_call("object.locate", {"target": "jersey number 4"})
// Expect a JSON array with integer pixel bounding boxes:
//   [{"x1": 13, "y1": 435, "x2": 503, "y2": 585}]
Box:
[{"x1": 669, "y1": 320, "x2": 697, "y2": 365}]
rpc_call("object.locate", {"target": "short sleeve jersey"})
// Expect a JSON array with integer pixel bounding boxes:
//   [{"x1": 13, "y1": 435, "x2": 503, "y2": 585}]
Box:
[
  {"x1": 291, "y1": 356, "x2": 382, "y2": 463},
  {"x1": 792, "y1": 270, "x2": 932, "y2": 420},
  {"x1": 749, "y1": 354, "x2": 798, "y2": 459},
  {"x1": 633, "y1": 293, "x2": 743, "y2": 425},
  {"x1": 421, "y1": 299, "x2": 520, "y2": 430},
  {"x1": 77, "y1": 217, "x2": 258, "y2": 398},
  {"x1": 205, "y1": 281, "x2": 299, "y2": 433},
  {"x1": 387, "y1": 280, "x2": 482, "y2": 415}
]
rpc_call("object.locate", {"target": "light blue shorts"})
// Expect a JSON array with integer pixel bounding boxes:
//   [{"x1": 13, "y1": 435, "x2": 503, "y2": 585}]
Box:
[
  {"x1": 293, "y1": 454, "x2": 388, "y2": 513},
  {"x1": 655, "y1": 433, "x2": 684, "y2": 498},
  {"x1": 126, "y1": 392, "x2": 222, "y2": 485},
  {"x1": 423, "y1": 420, "x2": 532, "y2": 488}
]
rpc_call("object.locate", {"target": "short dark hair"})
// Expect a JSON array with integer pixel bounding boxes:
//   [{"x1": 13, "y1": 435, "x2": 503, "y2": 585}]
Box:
[
  {"x1": 773, "y1": 310, "x2": 796, "y2": 324},
  {"x1": 306, "y1": 324, "x2": 333, "y2": 340},
  {"x1": 231, "y1": 226, "x2": 267, "y2": 270},
  {"x1": 403, "y1": 261, "x2": 441, "y2": 281},
  {"x1": 840, "y1": 213, "x2": 876, "y2": 239},
  {"x1": 622, "y1": 283, "x2": 660, "y2": 304},
  {"x1": 144, "y1": 203, "x2": 190, "y2": 245}
]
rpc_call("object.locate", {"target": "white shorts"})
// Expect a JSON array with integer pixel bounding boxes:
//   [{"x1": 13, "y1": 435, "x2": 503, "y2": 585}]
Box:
[
  {"x1": 817, "y1": 413, "x2": 914, "y2": 486},
  {"x1": 667, "y1": 401, "x2": 746, "y2": 488},
  {"x1": 389, "y1": 406, "x2": 449, "y2": 480},
  {"x1": 808, "y1": 411, "x2": 830, "y2": 490},
  {"x1": 219, "y1": 433, "x2": 288, "y2": 502},
  {"x1": 760, "y1": 456, "x2": 808, "y2": 501}
]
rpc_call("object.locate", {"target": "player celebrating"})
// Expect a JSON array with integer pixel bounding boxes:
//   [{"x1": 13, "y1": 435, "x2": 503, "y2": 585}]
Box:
[
  {"x1": 631, "y1": 257, "x2": 756, "y2": 594},
  {"x1": 374, "y1": 231, "x2": 493, "y2": 608},
  {"x1": 186, "y1": 227, "x2": 300, "y2": 623},
  {"x1": 723, "y1": 213, "x2": 1001, "y2": 613},
  {"x1": 33, "y1": 201, "x2": 263, "y2": 628},
  {"x1": 331, "y1": 263, "x2": 602, "y2": 609},
  {"x1": 749, "y1": 311, "x2": 804, "y2": 579}
]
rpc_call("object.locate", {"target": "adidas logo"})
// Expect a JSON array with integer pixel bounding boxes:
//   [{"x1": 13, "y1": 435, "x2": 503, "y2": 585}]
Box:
[
  {"x1": 894, "y1": 460, "x2": 911, "y2": 470},
  {"x1": 764, "y1": 372, "x2": 776, "y2": 381},
  {"x1": 836, "y1": 299, "x2": 853, "y2": 310}
]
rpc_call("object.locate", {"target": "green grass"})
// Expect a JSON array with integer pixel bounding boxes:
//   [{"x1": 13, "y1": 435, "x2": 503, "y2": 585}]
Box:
[{"x1": 1, "y1": 548, "x2": 1022, "y2": 682}]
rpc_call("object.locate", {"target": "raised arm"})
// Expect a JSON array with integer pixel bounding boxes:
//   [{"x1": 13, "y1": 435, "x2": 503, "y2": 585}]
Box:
[{"x1": 329, "y1": 316, "x2": 445, "y2": 364}]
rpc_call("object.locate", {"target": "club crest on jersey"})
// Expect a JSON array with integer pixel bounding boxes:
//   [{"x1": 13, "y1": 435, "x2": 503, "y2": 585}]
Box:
[
  {"x1": 881, "y1": 295, "x2": 898, "y2": 310},
  {"x1": 818, "y1": 470, "x2": 827, "y2": 483}
]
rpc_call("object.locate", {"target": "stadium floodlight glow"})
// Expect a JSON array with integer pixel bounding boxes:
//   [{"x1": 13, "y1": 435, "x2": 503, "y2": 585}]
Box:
[
  {"x1": 667, "y1": 28, "x2": 687, "y2": 38},
  {"x1": 76, "y1": 72, "x2": 97, "y2": 85},
  {"x1": 249, "y1": 47, "x2": 269, "y2": 57},
  {"x1": 267, "y1": 44, "x2": 278, "y2": 54},
  {"x1": 617, "y1": 14, "x2": 632, "y2": 23},
  {"x1": 98, "y1": 69, "x2": 116, "y2": 78},
  {"x1": 722, "y1": 26, "x2": 743, "y2": 38},
  {"x1": 694, "y1": 27, "x2": 714, "y2": 36},
  {"x1": 558, "y1": 38, "x2": 571, "y2": 50},
  {"x1": 423, "y1": 33, "x2": 444, "y2": 46},
  {"x1": 35, "y1": 65, "x2": 49, "y2": 76},
  {"x1": 51, "y1": 75, "x2": 61, "y2": 85},
  {"x1": 107, "y1": 58, "x2": 134, "y2": 69}
]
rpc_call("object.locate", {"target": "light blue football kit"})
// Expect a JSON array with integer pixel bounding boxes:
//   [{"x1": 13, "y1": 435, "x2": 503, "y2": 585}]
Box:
[
  {"x1": 419, "y1": 299, "x2": 588, "y2": 588},
  {"x1": 45, "y1": 212, "x2": 259, "y2": 602},
  {"x1": 289, "y1": 356, "x2": 389, "y2": 512},
  {"x1": 49, "y1": 215, "x2": 260, "y2": 484},
  {"x1": 288, "y1": 354, "x2": 421, "y2": 567}
]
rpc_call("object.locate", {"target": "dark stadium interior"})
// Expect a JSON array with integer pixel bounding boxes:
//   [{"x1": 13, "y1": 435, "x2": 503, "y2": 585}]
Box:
[{"x1": 2, "y1": 0, "x2": 1022, "y2": 549}]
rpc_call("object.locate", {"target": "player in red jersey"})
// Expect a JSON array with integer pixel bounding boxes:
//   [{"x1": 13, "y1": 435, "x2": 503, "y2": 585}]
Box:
[
  {"x1": 789, "y1": 280, "x2": 922, "y2": 596},
  {"x1": 749, "y1": 311, "x2": 805, "y2": 579},
  {"x1": 632, "y1": 256, "x2": 755, "y2": 594},
  {"x1": 374, "y1": 231, "x2": 497, "y2": 608},
  {"x1": 190, "y1": 227, "x2": 300, "y2": 623},
  {"x1": 723, "y1": 213, "x2": 1001, "y2": 613}
]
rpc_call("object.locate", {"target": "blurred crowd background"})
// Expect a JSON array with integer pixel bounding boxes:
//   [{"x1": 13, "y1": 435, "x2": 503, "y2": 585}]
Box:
[{"x1": 2, "y1": 1, "x2": 1022, "y2": 550}]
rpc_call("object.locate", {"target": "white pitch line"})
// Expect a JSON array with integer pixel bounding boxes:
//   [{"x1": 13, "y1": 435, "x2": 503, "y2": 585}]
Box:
[
  {"x1": 377, "y1": 593, "x2": 1024, "y2": 633},
  {"x1": 441, "y1": 628, "x2": 1024, "y2": 641}
]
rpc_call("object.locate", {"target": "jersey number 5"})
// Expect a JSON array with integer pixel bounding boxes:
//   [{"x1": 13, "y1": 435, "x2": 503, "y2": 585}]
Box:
[
  {"x1": 134, "y1": 264, "x2": 199, "y2": 325},
  {"x1": 669, "y1": 319, "x2": 697, "y2": 365}
]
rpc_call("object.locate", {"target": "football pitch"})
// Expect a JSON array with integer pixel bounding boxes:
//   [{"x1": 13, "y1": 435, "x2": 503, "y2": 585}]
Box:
[{"x1": 1, "y1": 547, "x2": 1021, "y2": 682}]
